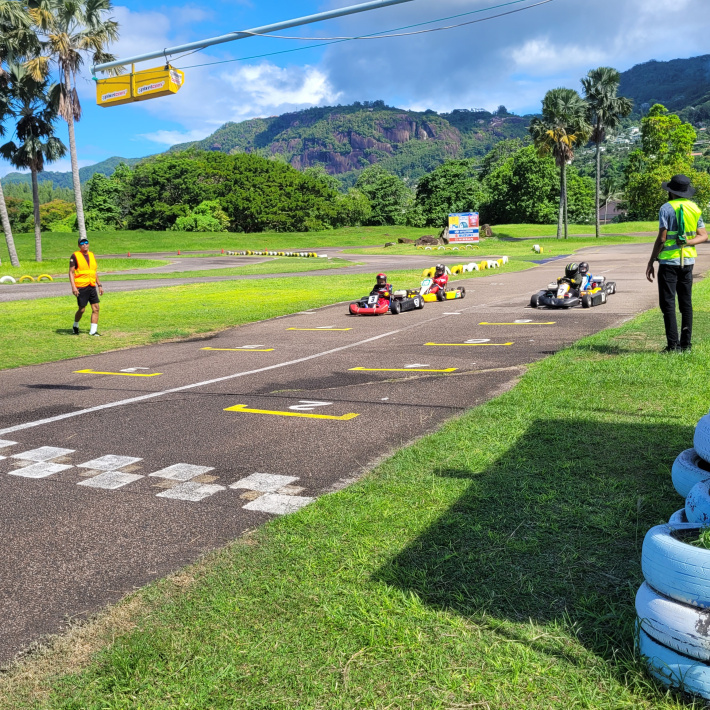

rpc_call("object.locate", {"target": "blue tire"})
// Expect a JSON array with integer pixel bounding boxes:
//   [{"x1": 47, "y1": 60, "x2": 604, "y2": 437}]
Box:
[
  {"x1": 642, "y1": 523, "x2": 710, "y2": 608},
  {"x1": 696, "y1": 415, "x2": 710, "y2": 464},
  {"x1": 672, "y1": 448, "x2": 710, "y2": 498},
  {"x1": 636, "y1": 582, "x2": 710, "y2": 661},
  {"x1": 669, "y1": 508, "x2": 688, "y2": 524},
  {"x1": 639, "y1": 628, "x2": 710, "y2": 699},
  {"x1": 687, "y1": 480, "x2": 710, "y2": 525}
]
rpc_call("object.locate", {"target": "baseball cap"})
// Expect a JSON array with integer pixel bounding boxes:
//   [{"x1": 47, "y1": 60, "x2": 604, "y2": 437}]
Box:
[{"x1": 78, "y1": 237, "x2": 89, "y2": 245}]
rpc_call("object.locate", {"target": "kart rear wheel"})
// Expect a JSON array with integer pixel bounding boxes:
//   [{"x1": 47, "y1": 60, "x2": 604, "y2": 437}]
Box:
[
  {"x1": 390, "y1": 300, "x2": 401, "y2": 315},
  {"x1": 459, "y1": 286, "x2": 466, "y2": 299},
  {"x1": 608, "y1": 282, "x2": 617, "y2": 294},
  {"x1": 581, "y1": 294, "x2": 592, "y2": 308},
  {"x1": 530, "y1": 293, "x2": 541, "y2": 308}
]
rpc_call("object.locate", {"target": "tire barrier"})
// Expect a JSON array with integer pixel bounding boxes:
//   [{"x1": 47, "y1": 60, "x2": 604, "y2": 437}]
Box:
[
  {"x1": 479, "y1": 261, "x2": 487, "y2": 270},
  {"x1": 0, "y1": 275, "x2": 17, "y2": 284},
  {"x1": 18, "y1": 275, "x2": 34, "y2": 282},
  {"x1": 637, "y1": 412, "x2": 710, "y2": 699},
  {"x1": 672, "y1": 448, "x2": 710, "y2": 497},
  {"x1": 687, "y1": 480, "x2": 710, "y2": 525},
  {"x1": 227, "y1": 250, "x2": 320, "y2": 258},
  {"x1": 533, "y1": 244, "x2": 543, "y2": 254},
  {"x1": 37, "y1": 274, "x2": 53, "y2": 282},
  {"x1": 695, "y1": 415, "x2": 710, "y2": 463}
]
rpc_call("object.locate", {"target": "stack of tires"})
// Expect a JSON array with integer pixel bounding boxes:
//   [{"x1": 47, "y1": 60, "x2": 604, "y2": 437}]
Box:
[{"x1": 638, "y1": 413, "x2": 710, "y2": 698}]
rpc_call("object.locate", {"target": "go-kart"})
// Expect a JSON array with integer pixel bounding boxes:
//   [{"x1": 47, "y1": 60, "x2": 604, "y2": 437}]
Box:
[
  {"x1": 349, "y1": 289, "x2": 424, "y2": 315},
  {"x1": 530, "y1": 275, "x2": 616, "y2": 309},
  {"x1": 419, "y1": 278, "x2": 466, "y2": 302}
]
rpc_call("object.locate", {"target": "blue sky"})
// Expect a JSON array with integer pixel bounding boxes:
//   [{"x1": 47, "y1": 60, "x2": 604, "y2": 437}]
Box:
[{"x1": 2, "y1": 0, "x2": 710, "y2": 176}]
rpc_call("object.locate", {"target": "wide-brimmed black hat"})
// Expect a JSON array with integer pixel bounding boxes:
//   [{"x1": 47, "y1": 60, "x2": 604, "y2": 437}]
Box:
[{"x1": 662, "y1": 174, "x2": 696, "y2": 198}]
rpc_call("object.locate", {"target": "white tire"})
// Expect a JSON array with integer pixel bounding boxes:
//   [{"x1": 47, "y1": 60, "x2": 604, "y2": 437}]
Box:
[
  {"x1": 639, "y1": 628, "x2": 710, "y2": 698},
  {"x1": 0, "y1": 275, "x2": 16, "y2": 284},
  {"x1": 669, "y1": 508, "x2": 688, "y2": 524},
  {"x1": 687, "y1": 480, "x2": 710, "y2": 525},
  {"x1": 695, "y1": 415, "x2": 710, "y2": 463},
  {"x1": 636, "y1": 582, "x2": 710, "y2": 661},
  {"x1": 672, "y1": 448, "x2": 710, "y2": 497},
  {"x1": 642, "y1": 523, "x2": 710, "y2": 608}
]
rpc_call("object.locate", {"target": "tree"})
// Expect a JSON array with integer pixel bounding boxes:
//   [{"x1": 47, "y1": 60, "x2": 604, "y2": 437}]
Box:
[
  {"x1": 0, "y1": 0, "x2": 37, "y2": 267},
  {"x1": 83, "y1": 166, "x2": 131, "y2": 230},
  {"x1": 28, "y1": 0, "x2": 121, "y2": 242},
  {"x1": 479, "y1": 138, "x2": 524, "y2": 180},
  {"x1": 529, "y1": 88, "x2": 591, "y2": 238},
  {"x1": 412, "y1": 159, "x2": 483, "y2": 228},
  {"x1": 355, "y1": 165, "x2": 412, "y2": 225},
  {"x1": 623, "y1": 104, "x2": 710, "y2": 220},
  {"x1": 581, "y1": 67, "x2": 632, "y2": 237},
  {"x1": 599, "y1": 176, "x2": 622, "y2": 224},
  {"x1": 0, "y1": 61, "x2": 66, "y2": 261}
]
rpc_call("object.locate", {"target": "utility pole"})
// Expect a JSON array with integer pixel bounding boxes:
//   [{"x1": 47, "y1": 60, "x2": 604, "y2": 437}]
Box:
[{"x1": 92, "y1": 0, "x2": 415, "y2": 74}]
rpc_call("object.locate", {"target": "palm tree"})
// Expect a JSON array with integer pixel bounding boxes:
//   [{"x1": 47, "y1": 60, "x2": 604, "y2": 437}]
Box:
[
  {"x1": 0, "y1": 0, "x2": 37, "y2": 267},
  {"x1": 599, "y1": 176, "x2": 622, "y2": 225},
  {"x1": 581, "y1": 67, "x2": 633, "y2": 238},
  {"x1": 0, "y1": 62, "x2": 66, "y2": 261},
  {"x1": 28, "y1": 0, "x2": 120, "y2": 241},
  {"x1": 530, "y1": 88, "x2": 591, "y2": 239}
]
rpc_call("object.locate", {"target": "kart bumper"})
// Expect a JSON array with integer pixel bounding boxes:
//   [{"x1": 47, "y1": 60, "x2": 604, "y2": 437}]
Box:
[
  {"x1": 349, "y1": 302, "x2": 389, "y2": 315},
  {"x1": 538, "y1": 295, "x2": 580, "y2": 308}
]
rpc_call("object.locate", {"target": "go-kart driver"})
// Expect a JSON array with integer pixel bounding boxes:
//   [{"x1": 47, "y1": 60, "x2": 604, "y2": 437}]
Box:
[
  {"x1": 426, "y1": 264, "x2": 449, "y2": 295},
  {"x1": 370, "y1": 273, "x2": 393, "y2": 306},
  {"x1": 558, "y1": 262, "x2": 585, "y2": 294}
]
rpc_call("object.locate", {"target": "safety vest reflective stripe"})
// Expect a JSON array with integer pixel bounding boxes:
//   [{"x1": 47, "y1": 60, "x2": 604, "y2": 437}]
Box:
[
  {"x1": 73, "y1": 251, "x2": 98, "y2": 287},
  {"x1": 659, "y1": 199, "x2": 702, "y2": 261}
]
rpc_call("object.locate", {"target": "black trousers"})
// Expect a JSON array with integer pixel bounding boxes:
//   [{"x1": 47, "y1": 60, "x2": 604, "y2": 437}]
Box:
[{"x1": 658, "y1": 263, "x2": 694, "y2": 348}]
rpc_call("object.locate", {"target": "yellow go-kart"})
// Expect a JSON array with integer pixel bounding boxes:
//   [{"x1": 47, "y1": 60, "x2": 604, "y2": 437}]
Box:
[{"x1": 419, "y1": 278, "x2": 466, "y2": 302}]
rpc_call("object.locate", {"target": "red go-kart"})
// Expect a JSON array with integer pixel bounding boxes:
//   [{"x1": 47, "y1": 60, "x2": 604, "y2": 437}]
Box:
[{"x1": 349, "y1": 289, "x2": 423, "y2": 316}]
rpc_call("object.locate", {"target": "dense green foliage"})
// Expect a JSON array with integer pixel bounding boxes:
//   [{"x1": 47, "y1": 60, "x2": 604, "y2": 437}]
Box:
[
  {"x1": 354, "y1": 165, "x2": 412, "y2": 226},
  {"x1": 623, "y1": 104, "x2": 710, "y2": 220},
  {"x1": 5, "y1": 195, "x2": 74, "y2": 231},
  {"x1": 1, "y1": 179, "x2": 73, "y2": 202},
  {"x1": 480, "y1": 145, "x2": 594, "y2": 224}
]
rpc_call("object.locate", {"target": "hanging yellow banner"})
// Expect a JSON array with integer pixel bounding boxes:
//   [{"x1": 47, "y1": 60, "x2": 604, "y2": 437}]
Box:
[{"x1": 96, "y1": 65, "x2": 185, "y2": 107}]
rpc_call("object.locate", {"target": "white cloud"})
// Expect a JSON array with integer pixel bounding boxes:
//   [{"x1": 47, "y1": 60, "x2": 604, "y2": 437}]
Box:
[{"x1": 138, "y1": 128, "x2": 211, "y2": 145}]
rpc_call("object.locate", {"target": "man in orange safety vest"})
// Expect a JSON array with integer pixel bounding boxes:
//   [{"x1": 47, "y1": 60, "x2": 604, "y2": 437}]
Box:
[{"x1": 69, "y1": 237, "x2": 104, "y2": 336}]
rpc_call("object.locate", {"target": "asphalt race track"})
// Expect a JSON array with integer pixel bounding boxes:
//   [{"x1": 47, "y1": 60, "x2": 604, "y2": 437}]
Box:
[{"x1": 0, "y1": 242, "x2": 705, "y2": 663}]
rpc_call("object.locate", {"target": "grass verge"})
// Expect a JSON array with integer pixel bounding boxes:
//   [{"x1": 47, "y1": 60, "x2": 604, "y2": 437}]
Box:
[
  {"x1": 2, "y1": 274, "x2": 708, "y2": 709},
  {"x1": 0, "y1": 258, "x2": 167, "y2": 280},
  {"x1": 344, "y1": 234, "x2": 654, "y2": 257},
  {"x1": 0, "y1": 264, "x2": 529, "y2": 371},
  {"x1": 100, "y1": 257, "x2": 360, "y2": 281},
  {"x1": 1, "y1": 226, "x2": 433, "y2": 263}
]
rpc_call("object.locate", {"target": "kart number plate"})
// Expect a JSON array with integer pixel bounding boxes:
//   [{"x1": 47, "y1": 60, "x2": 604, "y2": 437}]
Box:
[{"x1": 367, "y1": 295, "x2": 378, "y2": 305}]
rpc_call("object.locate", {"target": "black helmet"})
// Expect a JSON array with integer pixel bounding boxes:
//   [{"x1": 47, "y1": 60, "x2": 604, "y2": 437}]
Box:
[
  {"x1": 579, "y1": 262, "x2": 589, "y2": 276},
  {"x1": 376, "y1": 273, "x2": 387, "y2": 286},
  {"x1": 434, "y1": 263, "x2": 445, "y2": 277},
  {"x1": 564, "y1": 262, "x2": 579, "y2": 279}
]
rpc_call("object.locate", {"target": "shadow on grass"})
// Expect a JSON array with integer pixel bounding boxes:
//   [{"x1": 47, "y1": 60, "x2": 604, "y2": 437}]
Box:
[
  {"x1": 376, "y1": 418, "x2": 692, "y2": 679},
  {"x1": 54, "y1": 329, "x2": 77, "y2": 336}
]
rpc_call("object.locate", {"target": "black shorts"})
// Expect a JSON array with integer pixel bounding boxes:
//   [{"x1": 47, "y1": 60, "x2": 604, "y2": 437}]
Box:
[{"x1": 77, "y1": 285, "x2": 100, "y2": 308}]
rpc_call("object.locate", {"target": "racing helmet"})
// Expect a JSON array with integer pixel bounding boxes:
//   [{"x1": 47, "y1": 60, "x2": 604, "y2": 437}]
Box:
[
  {"x1": 376, "y1": 273, "x2": 388, "y2": 287},
  {"x1": 434, "y1": 263, "x2": 445, "y2": 277},
  {"x1": 579, "y1": 262, "x2": 589, "y2": 276},
  {"x1": 564, "y1": 262, "x2": 580, "y2": 279}
]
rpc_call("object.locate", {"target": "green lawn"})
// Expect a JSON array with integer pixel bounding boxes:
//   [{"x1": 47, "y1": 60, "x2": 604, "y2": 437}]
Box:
[
  {"x1": 0, "y1": 226, "x2": 433, "y2": 263},
  {"x1": 0, "y1": 264, "x2": 530, "y2": 371},
  {"x1": 344, "y1": 233, "x2": 655, "y2": 257},
  {"x1": 0, "y1": 258, "x2": 167, "y2": 280},
  {"x1": 492, "y1": 221, "x2": 657, "y2": 238},
  {"x1": 100, "y1": 257, "x2": 360, "y2": 281},
  {"x1": 2, "y1": 273, "x2": 707, "y2": 709}
]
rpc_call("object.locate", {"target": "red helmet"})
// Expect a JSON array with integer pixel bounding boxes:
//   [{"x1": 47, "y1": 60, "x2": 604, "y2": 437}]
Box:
[{"x1": 376, "y1": 273, "x2": 387, "y2": 286}]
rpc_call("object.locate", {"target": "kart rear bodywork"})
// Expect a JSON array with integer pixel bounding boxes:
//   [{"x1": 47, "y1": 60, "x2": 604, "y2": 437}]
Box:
[
  {"x1": 349, "y1": 290, "x2": 424, "y2": 315},
  {"x1": 530, "y1": 277, "x2": 616, "y2": 309}
]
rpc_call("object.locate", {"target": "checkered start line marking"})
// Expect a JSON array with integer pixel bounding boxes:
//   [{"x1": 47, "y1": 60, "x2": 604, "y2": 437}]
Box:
[{"x1": 0, "y1": 440, "x2": 314, "y2": 514}]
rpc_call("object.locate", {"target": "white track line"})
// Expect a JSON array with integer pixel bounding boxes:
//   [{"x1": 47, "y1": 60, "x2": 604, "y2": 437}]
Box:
[{"x1": 0, "y1": 295, "x2": 510, "y2": 437}]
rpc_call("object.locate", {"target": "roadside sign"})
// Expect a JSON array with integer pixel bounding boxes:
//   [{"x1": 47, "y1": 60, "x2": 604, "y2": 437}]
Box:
[{"x1": 448, "y1": 212, "x2": 479, "y2": 243}]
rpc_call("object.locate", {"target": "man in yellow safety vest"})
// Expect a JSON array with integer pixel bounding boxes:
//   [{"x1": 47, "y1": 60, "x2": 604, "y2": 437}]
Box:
[
  {"x1": 69, "y1": 237, "x2": 104, "y2": 336},
  {"x1": 646, "y1": 174, "x2": 708, "y2": 352}
]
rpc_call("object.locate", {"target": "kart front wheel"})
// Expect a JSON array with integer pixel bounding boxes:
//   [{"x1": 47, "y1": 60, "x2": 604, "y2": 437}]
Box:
[
  {"x1": 530, "y1": 293, "x2": 541, "y2": 308},
  {"x1": 390, "y1": 301, "x2": 401, "y2": 315},
  {"x1": 581, "y1": 294, "x2": 592, "y2": 308},
  {"x1": 436, "y1": 290, "x2": 446, "y2": 302},
  {"x1": 459, "y1": 287, "x2": 466, "y2": 299}
]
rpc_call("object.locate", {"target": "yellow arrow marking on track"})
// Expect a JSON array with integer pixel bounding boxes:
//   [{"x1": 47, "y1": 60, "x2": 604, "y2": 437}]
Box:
[
  {"x1": 349, "y1": 367, "x2": 457, "y2": 372},
  {"x1": 74, "y1": 369, "x2": 162, "y2": 377},
  {"x1": 425, "y1": 342, "x2": 514, "y2": 347},
  {"x1": 201, "y1": 347, "x2": 274, "y2": 352},
  {"x1": 287, "y1": 327, "x2": 352, "y2": 331},
  {"x1": 478, "y1": 322, "x2": 555, "y2": 325},
  {"x1": 224, "y1": 404, "x2": 359, "y2": 420}
]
